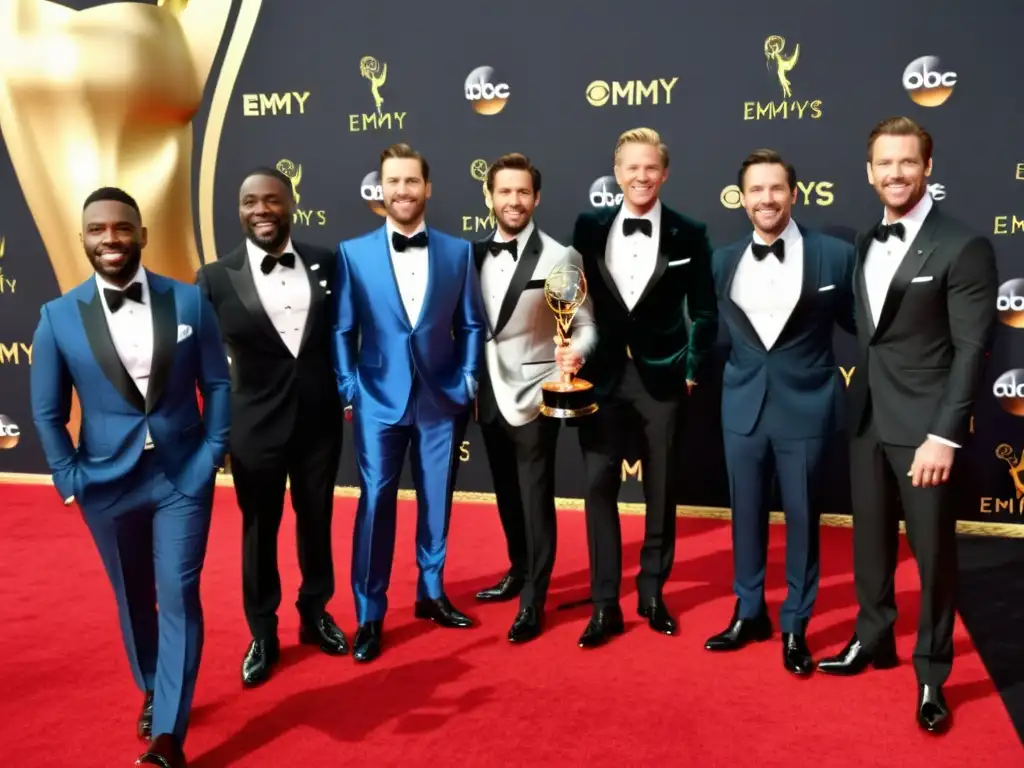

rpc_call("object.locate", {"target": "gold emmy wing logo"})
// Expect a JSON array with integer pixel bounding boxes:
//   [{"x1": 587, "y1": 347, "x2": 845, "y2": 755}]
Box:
[
  {"x1": 744, "y1": 35, "x2": 821, "y2": 120},
  {"x1": 276, "y1": 158, "x2": 302, "y2": 204},
  {"x1": 349, "y1": 56, "x2": 406, "y2": 132},
  {"x1": 277, "y1": 158, "x2": 326, "y2": 227},
  {"x1": 982, "y1": 444, "x2": 1024, "y2": 516},
  {"x1": 462, "y1": 159, "x2": 495, "y2": 233},
  {"x1": 996, "y1": 444, "x2": 1024, "y2": 499}
]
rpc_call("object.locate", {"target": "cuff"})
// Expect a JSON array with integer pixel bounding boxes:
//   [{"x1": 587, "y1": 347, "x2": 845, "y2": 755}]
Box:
[{"x1": 927, "y1": 434, "x2": 960, "y2": 449}]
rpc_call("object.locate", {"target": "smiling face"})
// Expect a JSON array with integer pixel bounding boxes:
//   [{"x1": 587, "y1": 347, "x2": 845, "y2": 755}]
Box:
[
  {"x1": 239, "y1": 173, "x2": 294, "y2": 254},
  {"x1": 490, "y1": 168, "x2": 538, "y2": 237},
  {"x1": 81, "y1": 200, "x2": 146, "y2": 286},
  {"x1": 381, "y1": 157, "x2": 431, "y2": 230},
  {"x1": 740, "y1": 162, "x2": 796, "y2": 239},
  {"x1": 867, "y1": 133, "x2": 932, "y2": 219},
  {"x1": 614, "y1": 140, "x2": 668, "y2": 215}
]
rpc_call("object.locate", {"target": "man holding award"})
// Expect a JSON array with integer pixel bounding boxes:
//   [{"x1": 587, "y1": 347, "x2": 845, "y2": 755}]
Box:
[
  {"x1": 568, "y1": 127, "x2": 718, "y2": 648},
  {"x1": 471, "y1": 153, "x2": 596, "y2": 643}
]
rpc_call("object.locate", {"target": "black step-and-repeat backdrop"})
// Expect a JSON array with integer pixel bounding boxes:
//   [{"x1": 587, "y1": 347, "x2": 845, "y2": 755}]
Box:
[{"x1": 1, "y1": 0, "x2": 1022, "y2": 530}]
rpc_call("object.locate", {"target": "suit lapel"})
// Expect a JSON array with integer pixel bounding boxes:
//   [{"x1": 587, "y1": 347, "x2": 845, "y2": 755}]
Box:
[
  {"x1": 295, "y1": 243, "x2": 326, "y2": 354},
  {"x1": 634, "y1": 214, "x2": 673, "y2": 307},
  {"x1": 593, "y1": 207, "x2": 628, "y2": 312},
  {"x1": 77, "y1": 281, "x2": 146, "y2": 412},
  {"x1": 145, "y1": 276, "x2": 177, "y2": 413},
  {"x1": 774, "y1": 227, "x2": 821, "y2": 347},
  {"x1": 413, "y1": 227, "x2": 440, "y2": 330},
  {"x1": 225, "y1": 245, "x2": 291, "y2": 353},
  {"x1": 854, "y1": 231, "x2": 876, "y2": 337},
  {"x1": 870, "y1": 208, "x2": 941, "y2": 343},
  {"x1": 492, "y1": 227, "x2": 544, "y2": 339},
  {"x1": 719, "y1": 238, "x2": 766, "y2": 353}
]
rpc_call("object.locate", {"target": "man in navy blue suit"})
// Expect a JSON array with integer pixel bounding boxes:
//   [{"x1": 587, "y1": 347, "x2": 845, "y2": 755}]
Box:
[
  {"x1": 704, "y1": 151, "x2": 855, "y2": 675},
  {"x1": 30, "y1": 187, "x2": 230, "y2": 768}
]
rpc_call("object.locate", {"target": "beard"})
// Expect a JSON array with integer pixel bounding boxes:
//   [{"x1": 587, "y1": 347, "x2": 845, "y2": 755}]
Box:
[
  {"x1": 496, "y1": 207, "x2": 531, "y2": 236},
  {"x1": 245, "y1": 216, "x2": 291, "y2": 253},
  {"x1": 88, "y1": 241, "x2": 142, "y2": 285}
]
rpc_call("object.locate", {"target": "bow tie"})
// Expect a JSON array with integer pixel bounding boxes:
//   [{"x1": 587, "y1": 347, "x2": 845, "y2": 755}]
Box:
[
  {"x1": 622, "y1": 218, "x2": 652, "y2": 237},
  {"x1": 103, "y1": 281, "x2": 144, "y2": 313},
  {"x1": 752, "y1": 239, "x2": 785, "y2": 262},
  {"x1": 392, "y1": 230, "x2": 428, "y2": 252},
  {"x1": 874, "y1": 221, "x2": 906, "y2": 243},
  {"x1": 260, "y1": 251, "x2": 295, "y2": 275},
  {"x1": 487, "y1": 239, "x2": 518, "y2": 260}
]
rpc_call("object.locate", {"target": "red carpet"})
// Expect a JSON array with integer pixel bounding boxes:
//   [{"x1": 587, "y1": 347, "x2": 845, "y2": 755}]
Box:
[{"x1": 0, "y1": 483, "x2": 1019, "y2": 767}]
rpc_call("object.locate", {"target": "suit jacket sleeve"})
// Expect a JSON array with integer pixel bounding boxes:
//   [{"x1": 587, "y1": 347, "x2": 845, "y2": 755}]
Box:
[
  {"x1": 835, "y1": 241, "x2": 857, "y2": 336},
  {"x1": 455, "y1": 239, "x2": 486, "y2": 383},
  {"x1": 684, "y1": 224, "x2": 719, "y2": 383},
  {"x1": 331, "y1": 243, "x2": 358, "y2": 404},
  {"x1": 564, "y1": 246, "x2": 597, "y2": 360},
  {"x1": 195, "y1": 286, "x2": 231, "y2": 467},
  {"x1": 930, "y1": 236, "x2": 999, "y2": 443},
  {"x1": 29, "y1": 304, "x2": 77, "y2": 500}
]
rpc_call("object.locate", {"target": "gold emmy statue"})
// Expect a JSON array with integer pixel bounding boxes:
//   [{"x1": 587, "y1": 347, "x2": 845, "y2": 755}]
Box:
[
  {"x1": 540, "y1": 264, "x2": 598, "y2": 419},
  {"x1": 470, "y1": 158, "x2": 493, "y2": 211},
  {"x1": 360, "y1": 56, "x2": 387, "y2": 117},
  {"x1": 764, "y1": 35, "x2": 799, "y2": 99},
  {"x1": 276, "y1": 158, "x2": 302, "y2": 205}
]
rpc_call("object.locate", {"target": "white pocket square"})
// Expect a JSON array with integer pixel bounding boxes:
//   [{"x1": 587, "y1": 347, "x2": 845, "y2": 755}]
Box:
[
  {"x1": 667, "y1": 258, "x2": 691, "y2": 267},
  {"x1": 911, "y1": 275, "x2": 933, "y2": 283},
  {"x1": 818, "y1": 284, "x2": 835, "y2": 292},
  {"x1": 177, "y1": 324, "x2": 193, "y2": 342},
  {"x1": 309, "y1": 263, "x2": 320, "y2": 271}
]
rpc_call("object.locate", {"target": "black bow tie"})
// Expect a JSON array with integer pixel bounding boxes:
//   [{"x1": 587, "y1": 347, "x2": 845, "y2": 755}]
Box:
[
  {"x1": 487, "y1": 239, "x2": 518, "y2": 260},
  {"x1": 752, "y1": 239, "x2": 785, "y2": 262},
  {"x1": 392, "y1": 230, "x2": 429, "y2": 252},
  {"x1": 260, "y1": 251, "x2": 295, "y2": 275},
  {"x1": 622, "y1": 218, "x2": 653, "y2": 237},
  {"x1": 874, "y1": 221, "x2": 906, "y2": 243},
  {"x1": 103, "y1": 281, "x2": 144, "y2": 313}
]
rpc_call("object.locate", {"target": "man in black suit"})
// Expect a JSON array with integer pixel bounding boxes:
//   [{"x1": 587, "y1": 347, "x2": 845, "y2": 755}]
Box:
[
  {"x1": 818, "y1": 118, "x2": 998, "y2": 735},
  {"x1": 567, "y1": 127, "x2": 718, "y2": 648},
  {"x1": 197, "y1": 168, "x2": 348, "y2": 686}
]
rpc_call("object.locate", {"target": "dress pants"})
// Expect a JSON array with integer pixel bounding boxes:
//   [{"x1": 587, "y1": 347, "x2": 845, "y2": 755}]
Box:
[{"x1": 81, "y1": 450, "x2": 213, "y2": 742}]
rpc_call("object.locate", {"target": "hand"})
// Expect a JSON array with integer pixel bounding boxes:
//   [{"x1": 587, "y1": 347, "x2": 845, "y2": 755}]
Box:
[
  {"x1": 909, "y1": 438, "x2": 955, "y2": 488},
  {"x1": 686, "y1": 379, "x2": 697, "y2": 395},
  {"x1": 554, "y1": 336, "x2": 583, "y2": 375}
]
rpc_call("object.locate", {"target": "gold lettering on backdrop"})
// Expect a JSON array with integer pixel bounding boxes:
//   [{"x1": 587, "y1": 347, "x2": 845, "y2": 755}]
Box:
[
  {"x1": 993, "y1": 215, "x2": 1024, "y2": 235},
  {"x1": 0, "y1": 236, "x2": 13, "y2": 294},
  {"x1": 744, "y1": 36, "x2": 822, "y2": 120},
  {"x1": 459, "y1": 441, "x2": 470, "y2": 462},
  {"x1": 241, "y1": 91, "x2": 310, "y2": 116},
  {"x1": 1016, "y1": 163, "x2": 1024, "y2": 181},
  {"x1": 348, "y1": 55, "x2": 407, "y2": 132},
  {"x1": 586, "y1": 78, "x2": 678, "y2": 107},
  {"x1": 0, "y1": 342, "x2": 32, "y2": 365},
  {"x1": 276, "y1": 159, "x2": 326, "y2": 227},
  {"x1": 621, "y1": 459, "x2": 642, "y2": 482},
  {"x1": 796, "y1": 181, "x2": 834, "y2": 206},
  {"x1": 462, "y1": 160, "x2": 496, "y2": 233},
  {"x1": 980, "y1": 443, "x2": 1024, "y2": 515},
  {"x1": 839, "y1": 366, "x2": 855, "y2": 387}
]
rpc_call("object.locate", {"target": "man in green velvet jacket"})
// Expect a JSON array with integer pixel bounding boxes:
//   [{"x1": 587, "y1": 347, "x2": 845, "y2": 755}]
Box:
[{"x1": 556, "y1": 127, "x2": 718, "y2": 649}]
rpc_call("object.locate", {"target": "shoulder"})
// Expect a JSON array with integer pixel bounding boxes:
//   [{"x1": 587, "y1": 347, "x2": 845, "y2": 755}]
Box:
[
  {"x1": 294, "y1": 240, "x2": 335, "y2": 267},
  {"x1": 153, "y1": 272, "x2": 201, "y2": 300},
  {"x1": 712, "y1": 236, "x2": 749, "y2": 268},
  {"x1": 428, "y1": 228, "x2": 472, "y2": 257},
  {"x1": 661, "y1": 205, "x2": 708, "y2": 238},
  {"x1": 931, "y1": 206, "x2": 987, "y2": 247},
  {"x1": 804, "y1": 228, "x2": 855, "y2": 259},
  {"x1": 339, "y1": 226, "x2": 384, "y2": 255},
  {"x1": 197, "y1": 243, "x2": 244, "y2": 278},
  {"x1": 41, "y1": 281, "x2": 91, "y2": 316}
]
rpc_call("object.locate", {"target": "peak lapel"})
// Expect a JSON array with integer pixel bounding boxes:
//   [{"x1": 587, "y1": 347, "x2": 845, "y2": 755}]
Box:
[
  {"x1": 492, "y1": 227, "x2": 544, "y2": 339},
  {"x1": 295, "y1": 243, "x2": 327, "y2": 355},
  {"x1": 773, "y1": 228, "x2": 821, "y2": 348},
  {"x1": 593, "y1": 207, "x2": 628, "y2": 312},
  {"x1": 145, "y1": 277, "x2": 177, "y2": 413},
  {"x1": 869, "y1": 209, "x2": 941, "y2": 343},
  {"x1": 225, "y1": 245, "x2": 292, "y2": 354},
  {"x1": 719, "y1": 238, "x2": 766, "y2": 353},
  {"x1": 634, "y1": 215, "x2": 673, "y2": 307},
  {"x1": 78, "y1": 282, "x2": 146, "y2": 413}
]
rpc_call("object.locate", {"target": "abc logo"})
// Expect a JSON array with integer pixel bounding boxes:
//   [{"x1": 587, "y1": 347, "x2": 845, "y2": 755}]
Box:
[
  {"x1": 464, "y1": 66, "x2": 510, "y2": 116},
  {"x1": 589, "y1": 176, "x2": 623, "y2": 208},
  {"x1": 902, "y1": 56, "x2": 957, "y2": 107},
  {"x1": 993, "y1": 369, "x2": 1024, "y2": 416},
  {"x1": 997, "y1": 278, "x2": 1024, "y2": 328},
  {"x1": 0, "y1": 414, "x2": 20, "y2": 449},
  {"x1": 359, "y1": 171, "x2": 386, "y2": 217}
]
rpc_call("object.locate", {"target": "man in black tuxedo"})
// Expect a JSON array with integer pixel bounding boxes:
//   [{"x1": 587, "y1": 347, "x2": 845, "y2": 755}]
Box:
[
  {"x1": 818, "y1": 118, "x2": 998, "y2": 735},
  {"x1": 197, "y1": 168, "x2": 348, "y2": 687},
  {"x1": 567, "y1": 127, "x2": 718, "y2": 648}
]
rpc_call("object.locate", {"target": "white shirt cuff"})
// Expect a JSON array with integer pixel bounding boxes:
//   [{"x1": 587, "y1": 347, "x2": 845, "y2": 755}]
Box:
[{"x1": 927, "y1": 434, "x2": 960, "y2": 449}]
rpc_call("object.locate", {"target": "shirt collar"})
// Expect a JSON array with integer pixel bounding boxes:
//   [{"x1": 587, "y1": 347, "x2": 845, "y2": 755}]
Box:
[
  {"x1": 95, "y1": 265, "x2": 148, "y2": 296},
  {"x1": 386, "y1": 218, "x2": 427, "y2": 246},
  {"x1": 246, "y1": 236, "x2": 296, "y2": 263},
  {"x1": 617, "y1": 198, "x2": 662, "y2": 228},
  {"x1": 752, "y1": 216, "x2": 801, "y2": 247},
  {"x1": 493, "y1": 219, "x2": 535, "y2": 246},
  {"x1": 882, "y1": 191, "x2": 933, "y2": 227}
]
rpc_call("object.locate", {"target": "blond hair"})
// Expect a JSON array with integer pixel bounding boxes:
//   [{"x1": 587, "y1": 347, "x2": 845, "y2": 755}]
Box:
[{"x1": 614, "y1": 127, "x2": 669, "y2": 169}]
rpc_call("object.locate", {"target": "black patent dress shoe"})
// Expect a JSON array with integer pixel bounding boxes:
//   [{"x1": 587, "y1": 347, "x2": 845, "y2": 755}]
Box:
[
  {"x1": 136, "y1": 733, "x2": 186, "y2": 767},
  {"x1": 508, "y1": 606, "x2": 543, "y2": 644},
  {"x1": 414, "y1": 595, "x2": 474, "y2": 628},
  {"x1": 578, "y1": 605, "x2": 625, "y2": 649},
  {"x1": 353, "y1": 621, "x2": 383, "y2": 663},
  {"x1": 299, "y1": 611, "x2": 349, "y2": 655},
  {"x1": 137, "y1": 689, "x2": 154, "y2": 741},
  {"x1": 241, "y1": 637, "x2": 280, "y2": 688},
  {"x1": 917, "y1": 684, "x2": 951, "y2": 734},
  {"x1": 704, "y1": 602, "x2": 772, "y2": 651},
  {"x1": 476, "y1": 572, "x2": 525, "y2": 602},
  {"x1": 782, "y1": 633, "x2": 815, "y2": 676},
  {"x1": 637, "y1": 596, "x2": 677, "y2": 635},
  {"x1": 817, "y1": 633, "x2": 898, "y2": 676}
]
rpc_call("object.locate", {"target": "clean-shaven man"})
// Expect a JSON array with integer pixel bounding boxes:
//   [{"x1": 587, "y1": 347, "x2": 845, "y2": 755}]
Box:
[
  {"x1": 705, "y1": 149, "x2": 855, "y2": 676},
  {"x1": 31, "y1": 188, "x2": 230, "y2": 768}
]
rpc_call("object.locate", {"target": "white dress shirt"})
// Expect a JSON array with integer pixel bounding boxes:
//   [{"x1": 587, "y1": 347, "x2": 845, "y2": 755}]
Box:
[
  {"x1": 862, "y1": 192, "x2": 956, "y2": 448},
  {"x1": 96, "y1": 268, "x2": 154, "y2": 449},
  {"x1": 606, "y1": 200, "x2": 661, "y2": 311},
  {"x1": 481, "y1": 220, "x2": 534, "y2": 327},
  {"x1": 730, "y1": 217, "x2": 803, "y2": 350},
  {"x1": 246, "y1": 237, "x2": 310, "y2": 357},
  {"x1": 386, "y1": 220, "x2": 429, "y2": 327}
]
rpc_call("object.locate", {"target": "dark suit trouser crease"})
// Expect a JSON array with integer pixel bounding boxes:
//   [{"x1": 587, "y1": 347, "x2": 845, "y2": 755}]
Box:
[
  {"x1": 233, "y1": 423, "x2": 342, "y2": 640},
  {"x1": 481, "y1": 410, "x2": 560, "y2": 609},
  {"x1": 578, "y1": 362, "x2": 681, "y2": 606},
  {"x1": 851, "y1": 414, "x2": 957, "y2": 686}
]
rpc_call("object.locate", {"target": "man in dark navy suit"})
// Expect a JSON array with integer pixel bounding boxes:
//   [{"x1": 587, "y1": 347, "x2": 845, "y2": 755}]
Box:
[
  {"x1": 704, "y1": 150, "x2": 855, "y2": 675},
  {"x1": 30, "y1": 187, "x2": 230, "y2": 768}
]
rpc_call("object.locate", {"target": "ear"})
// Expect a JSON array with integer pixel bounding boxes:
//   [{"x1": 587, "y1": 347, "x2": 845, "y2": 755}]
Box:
[
  {"x1": 424, "y1": 181, "x2": 432, "y2": 200},
  {"x1": 865, "y1": 161, "x2": 875, "y2": 186},
  {"x1": 534, "y1": 191, "x2": 541, "y2": 208},
  {"x1": 661, "y1": 167, "x2": 670, "y2": 183},
  {"x1": 789, "y1": 187, "x2": 798, "y2": 205},
  {"x1": 139, "y1": 227, "x2": 149, "y2": 249},
  {"x1": 924, "y1": 157, "x2": 933, "y2": 177}
]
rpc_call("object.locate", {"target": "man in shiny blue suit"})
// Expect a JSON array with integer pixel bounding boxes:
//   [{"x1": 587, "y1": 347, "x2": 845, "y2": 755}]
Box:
[
  {"x1": 333, "y1": 144, "x2": 486, "y2": 662},
  {"x1": 30, "y1": 188, "x2": 230, "y2": 768},
  {"x1": 704, "y1": 152, "x2": 855, "y2": 676}
]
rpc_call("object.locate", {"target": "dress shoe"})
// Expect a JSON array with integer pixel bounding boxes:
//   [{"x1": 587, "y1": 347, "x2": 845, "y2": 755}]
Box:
[
  {"x1": 475, "y1": 572, "x2": 524, "y2": 602},
  {"x1": 299, "y1": 611, "x2": 349, "y2": 655},
  {"x1": 782, "y1": 633, "x2": 815, "y2": 677},
  {"x1": 137, "y1": 690, "x2": 154, "y2": 741},
  {"x1": 414, "y1": 595, "x2": 474, "y2": 628},
  {"x1": 241, "y1": 637, "x2": 280, "y2": 688},
  {"x1": 508, "y1": 606, "x2": 543, "y2": 644},
  {"x1": 353, "y1": 621, "x2": 383, "y2": 663},
  {"x1": 136, "y1": 733, "x2": 186, "y2": 767},
  {"x1": 704, "y1": 603, "x2": 772, "y2": 651},
  {"x1": 917, "y1": 684, "x2": 951, "y2": 734},
  {"x1": 637, "y1": 596, "x2": 676, "y2": 635},
  {"x1": 578, "y1": 605, "x2": 625, "y2": 649},
  {"x1": 817, "y1": 633, "x2": 898, "y2": 676}
]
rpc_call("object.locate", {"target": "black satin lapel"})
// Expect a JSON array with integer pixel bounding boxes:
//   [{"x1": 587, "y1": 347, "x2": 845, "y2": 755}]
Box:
[
  {"x1": 775, "y1": 232, "x2": 821, "y2": 347},
  {"x1": 492, "y1": 228, "x2": 544, "y2": 339},
  {"x1": 146, "y1": 283, "x2": 177, "y2": 413},
  {"x1": 226, "y1": 254, "x2": 291, "y2": 351},
  {"x1": 297, "y1": 247, "x2": 326, "y2": 354},
  {"x1": 854, "y1": 231, "x2": 876, "y2": 337},
  {"x1": 720, "y1": 241, "x2": 766, "y2": 352},
  {"x1": 78, "y1": 286, "x2": 145, "y2": 412},
  {"x1": 473, "y1": 238, "x2": 490, "y2": 272},
  {"x1": 634, "y1": 218, "x2": 673, "y2": 307},
  {"x1": 871, "y1": 214, "x2": 940, "y2": 342},
  {"x1": 593, "y1": 212, "x2": 628, "y2": 311}
]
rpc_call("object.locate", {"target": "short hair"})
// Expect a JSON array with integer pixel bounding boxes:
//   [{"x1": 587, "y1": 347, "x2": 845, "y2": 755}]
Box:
[
  {"x1": 243, "y1": 167, "x2": 294, "y2": 197},
  {"x1": 614, "y1": 127, "x2": 669, "y2": 169},
  {"x1": 379, "y1": 143, "x2": 430, "y2": 182},
  {"x1": 737, "y1": 149, "x2": 798, "y2": 192},
  {"x1": 867, "y1": 116, "x2": 933, "y2": 164},
  {"x1": 83, "y1": 187, "x2": 140, "y2": 215},
  {"x1": 485, "y1": 152, "x2": 541, "y2": 194}
]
